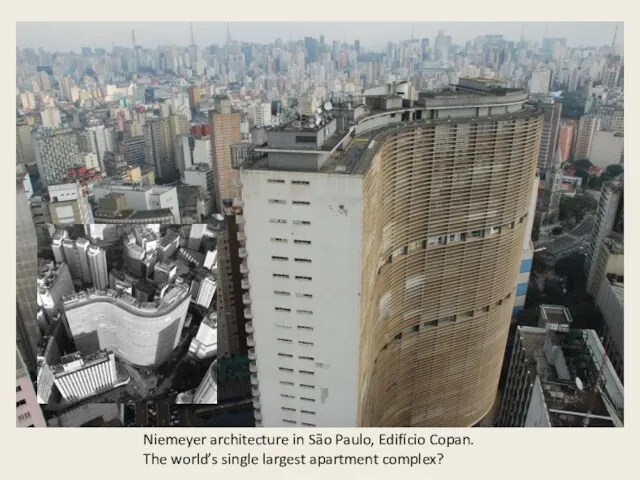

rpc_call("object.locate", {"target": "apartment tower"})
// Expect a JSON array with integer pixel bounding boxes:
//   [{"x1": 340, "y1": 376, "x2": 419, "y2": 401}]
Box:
[
  {"x1": 239, "y1": 79, "x2": 544, "y2": 427},
  {"x1": 209, "y1": 97, "x2": 241, "y2": 212},
  {"x1": 574, "y1": 115, "x2": 602, "y2": 160}
]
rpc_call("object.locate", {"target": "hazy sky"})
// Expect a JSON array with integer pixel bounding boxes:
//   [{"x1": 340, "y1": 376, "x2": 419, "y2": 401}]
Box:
[{"x1": 16, "y1": 22, "x2": 623, "y2": 52}]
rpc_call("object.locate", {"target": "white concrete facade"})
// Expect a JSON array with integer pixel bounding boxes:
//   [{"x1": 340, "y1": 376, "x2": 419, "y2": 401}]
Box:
[{"x1": 241, "y1": 168, "x2": 363, "y2": 427}]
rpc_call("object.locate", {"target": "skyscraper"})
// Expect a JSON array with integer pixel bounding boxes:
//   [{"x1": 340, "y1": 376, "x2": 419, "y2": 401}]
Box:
[
  {"x1": 531, "y1": 97, "x2": 562, "y2": 174},
  {"x1": 574, "y1": 115, "x2": 602, "y2": 160},
  {"x1": 16, "y1": 181, "x2": 40, "y2": 372},
  {"x1": 528, "y1": 69, "x2": 551, "y2": 95},
  {"x1": 17, "y1": 120, "x2": 36, "y2": 165},
  {"x1": 33, "y1": 128, "x2": 80, "y2": 187},
  {"x1": 209, "y1": 97, "x2": 241, "y2": 212},
  {"x1": 87, "y1": 245, "x2": 109, "y2": 290},
  {"x1": 239, "y1": 79, "x2": 543, "y2": 427}
]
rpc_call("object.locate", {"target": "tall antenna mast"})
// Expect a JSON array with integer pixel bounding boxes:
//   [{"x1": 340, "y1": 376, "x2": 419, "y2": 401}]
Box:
[
  {"x1": 131, "y1": 30, "x2": 136, "y2": 49},
  {"x1": 226, "y1": 22, "x2": 231, "y2": 44},
  {"x1": 190, "y1": 22, "x2": 195, "y2": 46},
  {"x1": 611, "y1": 24, "x2": 619, "y2": 49}
]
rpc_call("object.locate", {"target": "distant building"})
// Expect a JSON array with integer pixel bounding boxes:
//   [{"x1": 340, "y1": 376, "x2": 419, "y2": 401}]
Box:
[
  {"x1": 209, "y1": 97, "x2": 241, "y2": 212},
  {"x1": 93, "y1": 181, "x2": 181, "y2": 223},
  {"x1": 529, "y1": 69, "x2": 551, "y2": 95},
  {"x1": 33, "y1": 128, "x2": 80, "y2": 187},
  {"x1": 574, "y1": 115, "x2": 602, "y2": 161},
  {"x1": 195, "y1": 275, "x2": 217, "y2": 308},
  {"x1": 37, "y1": 261, "x2": 75, "y2": 316},
  {"x1": 557, "y1": 120, "x2": 577, "y2": 162},
  {"x1": 46, "y1": 182, "x2": 94, "y2": 224}
]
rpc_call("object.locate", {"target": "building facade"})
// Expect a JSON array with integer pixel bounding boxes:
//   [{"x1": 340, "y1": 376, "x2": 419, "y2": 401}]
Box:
[
  {"x1": 33, "y1": 128, "x2": 80, "y2": 186},
  {"x1": 16, "y1": 349, "x2": 47, "y2": 428}
]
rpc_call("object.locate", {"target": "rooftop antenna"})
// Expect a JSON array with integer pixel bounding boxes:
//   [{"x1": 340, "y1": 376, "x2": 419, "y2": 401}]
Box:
[
  {"x1": 611, "y1": 24, "x2": 618, "y2": 49},
  {"x1": 411, "y1": 24, "x2": 414, "y2": 41},
  {"x1": 131, "y1": 30, "x2": 136, "y2": 49},
  {"x1": 190, "y1": 22, "x2": 195, "y2": 46},
  {"x1": 226, "y1": 22, "x2": 231, "y2": 44}
]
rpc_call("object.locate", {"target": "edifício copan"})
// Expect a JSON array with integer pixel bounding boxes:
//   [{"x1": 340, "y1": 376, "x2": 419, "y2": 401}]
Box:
[{"x1": 308, "y1": 433, "x2": 473, "y2": 447}]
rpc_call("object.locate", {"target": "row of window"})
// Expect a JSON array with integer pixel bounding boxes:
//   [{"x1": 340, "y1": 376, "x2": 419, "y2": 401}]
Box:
[
  {"x1": 281, "y1": 407, "x2": 316, "y2": 415},
  {"x1": 267, "y1": 179, "x2": 311, "y2": 186},
  {"x1": 281, "y1": 394, "x2": 316, "y2": 402},
  {"x1": 277, "y1": 338, "x2": 314, "y2": 346},
  {"x1": 275, "y1": 324, "x2": 314, "y2": 331},
  {"x1": 268, "y1": 199, "x2": 311, "y2": 206},
  {"x1": 271, "y1": 238, "x2": 312, "y2": 245},
  {"x1": 272, "y1": 256, "x2": 312, "y2": 263},
  {"x1": 278, "y1": 353, "x2": 315, "y2": 361},
  {"x1": 280, "y1": 381, "x2": 315, "y2": 388},
  {"x1": 273, "y1": 273, "x2": 312, "y2": 281},
  {"x1": 274, "y1": 290, "x2": 313, "y2": 299},
  {"x1": 278, "y1": 367, "x2": 315, "y2": 375},
  {"x1": 269, "y1": 219, "x2": 312, "y2": 225},
  {"x1": 283, "y1": 419, "x2": 316, "y2": 426},
  {"x1": 275, "y1": 307, "x2": 313, "y2": 315}
]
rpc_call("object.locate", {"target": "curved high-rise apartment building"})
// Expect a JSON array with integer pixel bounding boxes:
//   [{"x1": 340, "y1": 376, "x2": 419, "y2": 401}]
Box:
[
  {"x1": 239, "y1": 78, "x2": 543, "y2": 427},
  {"x1": 63, "y1": 283, "x2": 191, "y2": 367}
]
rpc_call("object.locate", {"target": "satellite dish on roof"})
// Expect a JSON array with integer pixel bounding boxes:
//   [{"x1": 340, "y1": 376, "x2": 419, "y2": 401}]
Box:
[
  {"x1": 324, "y1": 101, "x2": 333, "y2": 111},
  {"x1": 575, "y1": 377, "x2": 584, "y2": 391}
]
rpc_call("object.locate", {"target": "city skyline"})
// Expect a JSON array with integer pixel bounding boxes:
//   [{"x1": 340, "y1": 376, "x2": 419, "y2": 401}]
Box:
[{"x1": 17, "y1": 22, "x2": 624, "y2": 52}]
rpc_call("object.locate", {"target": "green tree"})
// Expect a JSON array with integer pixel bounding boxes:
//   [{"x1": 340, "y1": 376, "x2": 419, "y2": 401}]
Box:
[
  {"x1": 559, "y1": 195, "x2": 598, "y2": 222},
  {"x1": 573, "y1": 159, "x2": 593, "y2": 170},
  {"x1": 604, "y1": 164, "x2": 624, "y2": 179}
]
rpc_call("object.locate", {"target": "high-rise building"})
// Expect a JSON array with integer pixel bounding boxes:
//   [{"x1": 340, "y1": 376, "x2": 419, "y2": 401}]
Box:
[
  {"x1": 195, "y1": 275, "x2": 217, "y2": 308},
  {"x1": 51, "y1": 350, "x2": 119, "y2": 403},
  {"x1": 120, "y1": 135, "x2": 146, "y2": 166},
  {"x1": 496, "y1": 305, "x2": 623, "y2": 427},
  {"x1": 16, "y1": 349, "x2": 47, "y2": 427},
  {"x1": 585, "y1": 179, "x2": 623, "y2": 296},
  {"x1": 528, "y1": 69, "x2": 551, "y2": 95},
  {"x1": 63, "y1": 282, "x2": 191, "y2": 367},
  {"x1": 557, "y1": 120, "x2": 577, "y2": 162},
  {"x1": 210, "y1": 97, "x2": 241, "y2": 212},
  {"x1": 144, "y1": 116, "x2": 187, "y2": 181},
  {"x1": 80, "y1": 124, "x2": 115, "y2": 172},
  {"x1": 574, "y1": 115, "x2": 602, "y2": 160},
  {"x1": 530, "y1": 97, "x2": 562, "y2": 174},
  {"x1": 87, "y1": 245, "x2": 109, "y2": 290},
  {"x1": 47, "y1": 182, "x2": 94, "y2": 224},
  {"x1": 16, "y1": 181, "x2": 40, "y2": 372},
  {"x1": 188, "y1": 85, "x2": 201, "y2": 113},
  {"x1": 37, "y1": 261, "x2": 75, "y2": 316},
  {"x1": 33, "y1": 128, "x2": 81, "y2": 187},
  {"x1": 17, "y1": 120, "x2": 36, "y2": 165},
  {"x1": 538, "y1": 147, "x2": 564, "y2": 225},
  {"x1": 41, "y1": 107, "x2": 62, "y2": 129},
  {"x1": 239, "y1": 79, "x2": 543, "y2": 427}
]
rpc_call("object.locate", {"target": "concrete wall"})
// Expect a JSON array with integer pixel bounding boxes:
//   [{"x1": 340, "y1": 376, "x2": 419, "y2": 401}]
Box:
[
  {"x1": 241, "y1": 168, "x2": 363, "y2": 427},
  {"x1": 524, "y1": 377, "x2": 551, "y2": 427}
]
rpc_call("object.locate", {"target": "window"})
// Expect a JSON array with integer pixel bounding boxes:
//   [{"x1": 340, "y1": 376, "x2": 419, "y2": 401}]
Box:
[
  {"x1": 18, "y1": 412, "x2": 31, "y2": 421},
  {"x1": 295, "y1": 275, "x2": 312, "y2": 281},
  {"x1": 281, "y1": 394, "x2": 295, "y2": 399},
  {"x1": 295, "y1": 136, "x2": 316, "y2": 144},
  {"x1": 16, "y1": 386, "x2": 21, "y2": 393},
  {"x1": 273, "y1": 273, "x2": 290, "y2": 279},
  {"x1": 275, "y1": 307, "x2": 291, "y2": 313},
  {"x1": 271, "y1": 237, "x2": 288, "y2": 243},
  {"x1": 296, "y1": 293, "x2": 313, "y2": 299},
  {"x1": 16, "y1": 399, "x2": 26, "y2": 407},
  {"x1": 292, "y1": 181, "x2": 310, "y2": 185},
  {"x1": 279, "y1": 367, "x2": 294, "y2": 373},
  {"x1": 269, "y1": 199, "x2": 286, "y2": 204},
  {"x1": 298, "y1": 325, "x2": 314, "y2": 331},
  {"x1": 280, "y1": 380, "x2": 295, "y2": 386},
  {"x1": 274, "y1": 290, "x2": 290, "y2": 296},
  {"x1": 298, "y1": 356, "x2": 315, "y2": 361},
  {"x1": 283, "y1": 419, "x2": 297, "y2": 424},
  {"x1": 300, "y1": 410, "x2": 316, "y2": 415},
  {"x1": 301, "y1": 422, "x2": 316, "y2": 427},
  {"x1": 298, "y1": 340, "x2": 314, "y2": 346},
  {"x1": 292, "y1": 201, "x2": 311, "y2": 205},
  {"x1": 282, "y1": 406, "x2": 296, "y2": 412},
  {"x1": 293, "y1": 220, "x2": 311, "y2": 225},
  {"x1": 277, "y1": 338, "x2": 293, "y2": 343},
  {"x1": 276, "y1": 323, "x2": 292, "y2": 329},
  {"x1": 278, "y1": 353, "x2": 293, "y2": 358},
  {"x1": 268, "y1": 179, "x2": 285, "y2": 184},
  {"x1": 294, "y1": 239, "x2": 311, "y2": 245},
  {"x1": 269, "y1": 218, "x2": 287, "y2": 224},
  {"x1": 299, "y1": 370, "x2": 314, "y2": 375},
  {"x1": 272, "y1": 255, "x2": 288, "y2": 261},
  {"x1": 294, "y1": 258, "x2": 312, "y2": 263},
  {"x1": 297, "y1": 309, "x2": 313, "y2": 315},
  {"x1": 300, "y1": 397, "x2": 316, "y2": 402},
  {"x1": 300, "y1": 384, "x2": 315, "y2": 389}
]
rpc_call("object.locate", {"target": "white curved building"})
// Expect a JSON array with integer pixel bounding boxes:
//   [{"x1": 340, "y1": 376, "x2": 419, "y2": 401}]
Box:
[
  {"x1": 193, "y1": 360, "x2": 218, "y2": 404},
  {"x1": 63, "y1": 283, "x2": 191, "y2": 367}
]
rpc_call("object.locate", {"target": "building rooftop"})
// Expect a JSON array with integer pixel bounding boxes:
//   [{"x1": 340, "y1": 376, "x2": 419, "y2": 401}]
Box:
[
  {"x1": 517, "y1": 322, "x2": 623, "y2": 427},
  {"x1": 52, "y1": 349, "x2": 113, "y2": 376}
]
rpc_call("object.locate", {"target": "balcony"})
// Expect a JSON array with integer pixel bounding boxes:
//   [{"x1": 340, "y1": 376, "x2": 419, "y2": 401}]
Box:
[
  {"x1": 249, "y1": 361, "x2": 258, "y2": 373},
  {"x1": 251, "y1": 385, "x2": 260, "y2": 397},
  {"x1": 244, "y1": 307, "x2": 253, "y2": 320},
  {"x1": 245, "y1": 320, "x2": 254, "y2": 335},
  {"x1": 236, "y1": 214, "x2": 245, "y2": 225},
  {"x1": 252, "y1": 398, "x2": 261, "y2": 409},
  {"x1": 241, "y1": 278, "x2": 250, "y2": 290},
  {"x1": 237, "y1": 231, "x2": 246, "y2": 242},
  {"x1": 247, "y1": 334, "x2": 255, "y2": 347},
  {"x1": 248, "y1": 348, "x2": 256, "y2": 361},
  {"x1": 240, "y1": 261, "x2": 249, "y2": 274},
  {"x1": 238, "y1": 247, "x2": 248, "y2": 258},
  {"x1": 250, "y1": 373, "x2": 259, "y2": 385},
  {"x1": 242, "y1": 293, "x2": 252, "y2": 305}
]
